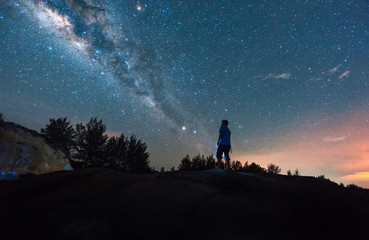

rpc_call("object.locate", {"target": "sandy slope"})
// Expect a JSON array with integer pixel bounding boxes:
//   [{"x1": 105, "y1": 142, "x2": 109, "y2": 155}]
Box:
[
  {"x1": 1, "y1": 168, "x2": 368, "y2": 240},
  {"x1": 0, "y1": 121, "x2": 72, "y2": 174}
]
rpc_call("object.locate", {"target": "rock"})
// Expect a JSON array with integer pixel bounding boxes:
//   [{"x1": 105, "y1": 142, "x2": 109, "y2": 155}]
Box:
[{"x1": 0, "y1": 121, "x2": 73, "y2": 175}]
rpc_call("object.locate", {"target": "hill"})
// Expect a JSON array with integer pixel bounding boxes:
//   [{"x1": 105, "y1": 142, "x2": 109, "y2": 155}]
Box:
[
  {"x1": 0, "y1": 121, "x2": 72, "y2": 175},
  {"x1": 1, "y1": 168, "x2": 368, "y2": 239}
]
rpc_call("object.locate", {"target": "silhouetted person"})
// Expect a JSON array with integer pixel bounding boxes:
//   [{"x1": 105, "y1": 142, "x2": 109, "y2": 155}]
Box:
[{"x1": 216, "y1": 120, "x2": 231, "y2": 170}]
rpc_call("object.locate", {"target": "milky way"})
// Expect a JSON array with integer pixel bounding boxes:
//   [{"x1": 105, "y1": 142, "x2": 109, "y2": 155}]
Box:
[
  {"x1": 1, "y1": 1, "x2": 369, "y2": 186},
  {"x1": 20, "y1": 0, "x2": 188, "y2": 128}
]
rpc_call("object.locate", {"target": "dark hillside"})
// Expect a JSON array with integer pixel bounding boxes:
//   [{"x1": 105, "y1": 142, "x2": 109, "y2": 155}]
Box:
[{"x1": 1, "y1": 168, "x2": 368, "y2": 240}]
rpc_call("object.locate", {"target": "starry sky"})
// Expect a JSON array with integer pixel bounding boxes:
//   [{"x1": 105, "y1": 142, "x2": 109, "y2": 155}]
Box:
[{"x1": 1, "y1": 0, "x2": 369, "y2": 187}]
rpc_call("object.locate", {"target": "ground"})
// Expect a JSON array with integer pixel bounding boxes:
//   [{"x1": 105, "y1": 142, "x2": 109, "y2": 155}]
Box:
[{"x1": 1, "y1": 168, "x2": 368, "y2": 240}]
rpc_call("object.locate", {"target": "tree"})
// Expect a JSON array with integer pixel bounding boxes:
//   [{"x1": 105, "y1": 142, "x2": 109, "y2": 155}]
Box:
[
  {"x1": 346, "y1": 184, "x2": 363, "y2": 190},
  {"x1": 73, "y1": 122, "x2": 87, "y2": 167},
  {"x1": 41, "y1": 117, "x2": 75, "y2": 159},
  {"x1": 105, "y1": 134, "x2": 128, "y2": 171},
  {"x1": 116, "y1": 134, "x2": 128, "y2": 171},
  {"x1": 105, "y1": 136, "x2": 119, "y2": 169},
  {"x1": 267, "y1": 163, "x2": 282, "y2": 175},
  {"x1": 293, "y1": 169, "x2": 300, "y2": 176},
  {"x1": 245, "y1": 162, "x2": 266, "y2": 174},
  {"x1": 74, "y1": 118, "x2": 108, "y2": 167},
  {"x1": 287, "y1": 170, "x2": 292, "y2": 176},
  {"x1": 126, "y1": 135, "x2": 150, "y2": 173},
  {"x1": 191, "y1": 154, "x2": 206, "y2": 170},
  {"x1": 178, "y1": 154, "x2": 191, "y2": 171},
  {"x1": 231, "y1": 160, "x2": 243, "y2": 171},
  {"x1": 242, "y1": 161, "x2": 249, "y2": 172},
  {"x1": 0, "y1": 112, "x2": 4, "y2": 122},
  {"x1": 205, "y1": 154, "x2": 216, "y2": 169}
]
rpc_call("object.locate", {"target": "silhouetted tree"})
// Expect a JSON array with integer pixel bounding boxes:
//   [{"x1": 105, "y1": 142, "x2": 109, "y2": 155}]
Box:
[
  {"x1": 317, "y1": 175, "x2": 329, "y2": 181},
  {"x1": 170, "y1": 166, "x2": 176, "y2": 172},
  {"x1": 287, "y1": 170, "x2": 292, "y2": 176},
  {"x1": 242, "y1": 161, "x2": 249, "y2": 172},
  {"x1": 38, "y1": 115, "x2": 152, "y2": 172},
  {"x1": 267, "y1": 163, "x2": 282, "y2": 175},
  {"x1": 105, "y1": 134, "x2": 128, "y2": 171},
  {"x1": 0, "y1": 112, "x2": 4, "y2": 122},
  {"x1": 116, "y1": 134, "x2": 128, "y2": 171},
  {"x1": 245, "y1": 162, "x2": 266, "y2": 174},
  {"x1": 105, "y1": 136, "x2": 118, "y2": 169},
  {"x1": 41, "y1": 117, "x2": 75, "y2": 159},
  {"x1": 293, "y1": 169, "x2": 300, "y2": 176},
  {"x1": 346, "y1": 184, "x2": 363, "y2": 190},
  {"x1": 205, "y1": 154, "x2": 216, "y2": 169},
  {"x1": 73, "y1": 122, "x2": 87, "y2": 168},
  {"x1": 126, "y1": 135, "x2": 150, "y2": 173},
  {"x1": 191, "y1": 154, "x2": 206, "y2": 170},
  {"x1": 231, "y1": 160, "x2": 243, "y2": 171},
  {"x1": 74, "y1": 118, "x2": 108, "y2": 167},
  {"x1": 178, "y1": 154, "x2": 191, "y2": 171}
]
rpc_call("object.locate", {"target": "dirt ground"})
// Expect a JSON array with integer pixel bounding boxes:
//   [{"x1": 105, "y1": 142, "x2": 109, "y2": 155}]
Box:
[{"x1": 1, "y1": 168, "x2": 368, "y2": 240}]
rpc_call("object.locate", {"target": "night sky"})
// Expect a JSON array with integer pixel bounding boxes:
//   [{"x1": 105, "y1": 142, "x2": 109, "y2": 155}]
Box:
[{"x1": 1, "y1": 1, "x2": 369, "y2": 187}]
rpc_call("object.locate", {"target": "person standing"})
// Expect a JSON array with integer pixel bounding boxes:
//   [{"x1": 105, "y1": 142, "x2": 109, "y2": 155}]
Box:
[{"x1": 216, "y1": 120, "x2": 231, "y2": 170}]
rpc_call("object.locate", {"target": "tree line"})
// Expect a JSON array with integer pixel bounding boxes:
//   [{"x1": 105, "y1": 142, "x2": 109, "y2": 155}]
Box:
[
  {"x1": 178, "y1": 153, "x2": 290, "y2": 175},
  {"x1": 41, "y1": 117, "x2": 151, "y2": 173}
]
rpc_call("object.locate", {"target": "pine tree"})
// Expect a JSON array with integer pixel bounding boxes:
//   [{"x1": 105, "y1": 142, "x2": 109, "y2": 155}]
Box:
[
  {"x1": 74, "y1": 118, "x2": 108, "y2": 167},
  {"x1": 106, "y1": 136, "x2": 119, "y2": 169},
  {"x1": 105, "y1": 133, "x2": 128, "y2": 171},
  {"x1": 191, "y1": 154, "x2": 204, "y2": 170},
  {"x1": 116, "y1": 134, "x2": 128, "y2": 171},
  {"x1": 231, "y1": 160, "x2": 243, "y2": 171},
  {"x1": 126, "y1": 135, "x2": 150, "y2": 173},
  {"x1": 178, "y1": 154, "x2": 191, "y2": 171},
  {"x1": 73, "y1": 123, "x2": 87, "y2": 167},
  {"x1": 41, "y1": 117, "x2": 75, "y2": 159},
  {"x1": 267, "y1": 163, "x2": 282, "y2": 175},
  {"x1": 205, "y1": 154, "x2": 216, "y2": 169}
]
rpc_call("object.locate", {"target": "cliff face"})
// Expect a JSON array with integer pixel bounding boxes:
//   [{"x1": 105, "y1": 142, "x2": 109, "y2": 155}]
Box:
[{"x1": 0, "y1": 121, "x2": 72, "y2": 175}]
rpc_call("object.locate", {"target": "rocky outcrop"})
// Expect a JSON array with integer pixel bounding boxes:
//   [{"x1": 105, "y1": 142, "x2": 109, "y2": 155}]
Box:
[{"x1": 0, "y1": 121, "x2": 72, "y2": 175}]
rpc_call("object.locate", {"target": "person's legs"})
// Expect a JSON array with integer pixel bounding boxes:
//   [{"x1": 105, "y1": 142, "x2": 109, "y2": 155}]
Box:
[
  {"x1": 224, "y1": 146, "x2": 231, "y2": 170},
  {"x1": 216, "y1": 145, "x2": 224, "y2": 169},
  {"x1": 217, "y1": 157, "x2": 222, "y2": 169},
  {"x1": 225, "y1": 159, "x2": 230, "y2": 170}
]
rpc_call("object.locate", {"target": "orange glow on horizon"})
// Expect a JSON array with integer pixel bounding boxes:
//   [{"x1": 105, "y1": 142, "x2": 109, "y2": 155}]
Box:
[
  {"x1": 231, "y1": 113, "x2": 369, "y2": 188},
  {"x1": 341, "y1": 172, "x2": 369, "y2": 181}
]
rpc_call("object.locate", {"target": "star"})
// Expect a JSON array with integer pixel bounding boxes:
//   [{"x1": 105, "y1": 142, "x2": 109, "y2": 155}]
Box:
[{"x1": 1, "y1": 0, "x2": 369, "y2": 187}]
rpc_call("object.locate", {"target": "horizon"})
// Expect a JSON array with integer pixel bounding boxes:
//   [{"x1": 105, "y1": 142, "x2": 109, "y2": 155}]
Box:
[{"x1": 1, "y1": 1, "x2": 369, "y2": 188}]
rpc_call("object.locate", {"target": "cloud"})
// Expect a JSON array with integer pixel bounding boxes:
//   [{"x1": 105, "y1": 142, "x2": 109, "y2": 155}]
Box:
[
  {"x1": 339, "y1": 71, "x2": 350, "y2": 79},
  {"x1": 322, "y1": 136, "x2": 347, "y2": 143},
  {"x1": 341, "y1": 172, "x2": 369, "y2": 182},
  {"x1": 232, "y1": 112, "x2": 369, "y2": 188},
  {"x1": 262, "y1": 73, "x2": 291, "y2": 80},
  {"x1": 275, "y1": 73, "x2": 291, "y2": 79},
  {"x1": 328, "y1": 64, "x2": 341, "y2": 74}
]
